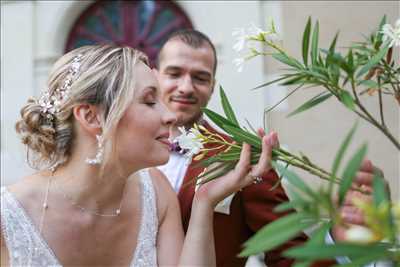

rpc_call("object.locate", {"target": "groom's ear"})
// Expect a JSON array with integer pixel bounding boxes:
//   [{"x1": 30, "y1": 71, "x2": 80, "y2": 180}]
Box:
[{"x1": 73, "y1": 104, "x2": 102, "y2": 136}]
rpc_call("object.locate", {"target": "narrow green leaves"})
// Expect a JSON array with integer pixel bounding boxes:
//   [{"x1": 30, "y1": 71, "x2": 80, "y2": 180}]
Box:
[
  {"x1": 240, "y1": 212, "x2": 314, "y2": 256},
  {"x1": 331, "y1": 123, "x2": 358, "y2": 185},
  {"x1": 338, "y1": 90, "x2": 355, "y2": 110},
  {"x1": 272, "y1": 162, "x2": 317, "y2": 199},
  {"x1": 329, "y1": 32, "x2": 339, "y2": 54},
  {"x1": 338, "y1": 143, "x2": 368, "y2": 205},
  {"x1": 219, "y1": 86, "x2": 239, "y2": 126},
  {"x1": 287, "y1": 92, "x2": 332, "y2": 117},
  {"x1": 356, "y1": 44, "x2": 389, "y2": 78},
  {"x1": 302, "y1": 17, "x2": 312, "y2": 66},
  {"x1": 252, "y1": 75, "x2": 289, "y2": 90},
  {"x1": 311, "y1": 21, "x2": 319, "y2": 65},
  {"x1": 224, "y1": 125, "x2": 262, "y2": 148},
  {"x1": 202, "y1": 108, "x2": 237, "y2": 133},
  {"x1": 372, "y1": 174, "x2": 388, "y2": 207},
  {"x1": 284, "y1": 243, "x2": 388, "y2": 260},
  {"x1": 272, "y1": 53, "x2": 304, "y2": 69}
]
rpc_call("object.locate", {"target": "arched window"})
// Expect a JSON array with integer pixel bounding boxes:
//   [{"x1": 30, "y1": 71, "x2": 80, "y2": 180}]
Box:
[{"x1": 65, "y1": 0, "x2": 193, "y2": 66}]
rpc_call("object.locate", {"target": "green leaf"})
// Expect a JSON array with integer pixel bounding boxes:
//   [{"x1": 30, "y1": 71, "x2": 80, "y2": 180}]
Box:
[
  {"x1": 274, "y1": 197, "x2": 309, "y2": 213},
  {"x1": 272, "y1": 162, "x2": 317, "y2": 199},
  {"x1": 293, "y1": 261, "x2": 312, "y2": 267},
  {"x1": 329, "y1": 32, "x2": 339, "y2": 54},
  {"x1": 197, "y1": 162, "x2": 236, "y2": 185},
  {"x1": 333, "y1": 253, "x2": 388, "y2": 267},
  {"x1": 219, "y1": 86, "x2": 239, "y2": 126},
  {"x1": 302, "y1": 17, "x2": 312, "y2": 66},
  {"x1": 338, "y1": 90, "x2": 355, "y2": 110},
  {"x1": 287, "y1": 92, "x2": 332, "y2": 117},
  {"x1": 240, "y1": 212, "x2": 314, "y2": 256},
  {"x1": 280, "y1": 75, "x2": 307, "y2": 86},
  {"x1": 311, "y1": 21, "x2": 319, "y2": 65},
  {"x1": 347, "y1": 49, "x2": 354, "y2": 73},
  {"x1": 358, "y1": 79, "x2": 379, "y2": 88},
  {"x1": 372, "y1": 174, "x2": 388, "y2": 207},
  {"x1": 330, "y1": 123, "x2": 358, "y2": 192},
  {"x1": 284, "y1": 243, "x2": 388, "y2": 260},
  {"x1": 356, "y1": 44, "x2": 389, "y2": 78},
  {"x1": 338, "y1": 144, "x2": 368, "y2": 205},
  {"x1": 252, "y1": 75, "x2": 289, "y2": 90},
  {"x1": 272, "y1": 53, "x2": 304, "y2": 69},
  {"x1": 202, "y1": 108, "x2": 237, "y2": 132},
  {"x1": 306, "y1": 222, "x2": 332, "y2": 244},
  {"x1": 274, "y1": 201, "x2": 297, "y2": 212},
  {"x1": 223, "y1": 125, "x2": 262, "y2": 149},
  {"x1": 327, "y1": 52, "x2": 352, "y2": 75}
]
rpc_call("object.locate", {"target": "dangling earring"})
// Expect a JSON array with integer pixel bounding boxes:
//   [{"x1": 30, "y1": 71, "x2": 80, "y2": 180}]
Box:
[{"x1": 85, "y1": 134, "x2": 104, "y2": 165}]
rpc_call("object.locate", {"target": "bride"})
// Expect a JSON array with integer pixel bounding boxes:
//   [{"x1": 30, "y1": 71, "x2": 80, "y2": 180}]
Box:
[{"x1": 0, "y1": 45, "x2": 275, "y2": 266}]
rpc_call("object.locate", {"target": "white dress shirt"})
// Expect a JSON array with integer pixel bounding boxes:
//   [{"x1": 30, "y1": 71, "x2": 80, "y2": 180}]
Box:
[{"x1": 157, "y1": 152, "x2": 191, "y2": 192}]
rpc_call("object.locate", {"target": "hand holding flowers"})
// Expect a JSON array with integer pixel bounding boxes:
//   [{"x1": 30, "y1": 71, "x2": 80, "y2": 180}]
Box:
[{"x1": 192, "y1": 129, "x2": 278, "y2": 209}]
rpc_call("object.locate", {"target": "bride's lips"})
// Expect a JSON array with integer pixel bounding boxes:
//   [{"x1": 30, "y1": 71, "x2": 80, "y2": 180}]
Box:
[{"x1": 156, "y1": 133, "x2": 171, "y2": 147}]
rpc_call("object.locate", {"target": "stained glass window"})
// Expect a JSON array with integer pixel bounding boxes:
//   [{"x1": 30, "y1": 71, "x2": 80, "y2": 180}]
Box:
[{"x1": 65, "y1": 0, "x2": 193, "y2": 66}]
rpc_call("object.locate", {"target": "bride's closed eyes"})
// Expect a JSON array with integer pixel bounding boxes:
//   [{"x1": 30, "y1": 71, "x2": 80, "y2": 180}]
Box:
[{"x1": 141, "y1": 86, "x2": 158, "y2": 107}]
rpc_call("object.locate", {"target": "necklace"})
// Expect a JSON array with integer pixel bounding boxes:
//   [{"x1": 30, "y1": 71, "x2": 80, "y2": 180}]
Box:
[
  {"x1": 35, "y1": 176, "x2": 52, "y2": 253},
  {"x1": 34, "y1": 173, "x2": 129, "y2": 256},
  {"x1": 52, "y1": 176, "x2": 129, "y2": 217}
]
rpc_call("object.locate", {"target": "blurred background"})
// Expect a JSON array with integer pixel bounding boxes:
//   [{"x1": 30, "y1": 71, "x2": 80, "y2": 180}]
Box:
[{"x1": 1, "y1": 1, "x2": 399, "y2": 200}]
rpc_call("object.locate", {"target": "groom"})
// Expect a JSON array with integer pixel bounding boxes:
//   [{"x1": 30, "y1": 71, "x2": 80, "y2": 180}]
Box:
[{"x1": 155, "y1": 29, "x2": 376, "y2": 267}]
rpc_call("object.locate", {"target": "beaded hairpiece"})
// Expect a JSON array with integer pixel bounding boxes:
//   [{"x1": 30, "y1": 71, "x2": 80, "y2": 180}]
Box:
[{"x1": 38, "y1": 54, "x2": 83, "y2": 121}]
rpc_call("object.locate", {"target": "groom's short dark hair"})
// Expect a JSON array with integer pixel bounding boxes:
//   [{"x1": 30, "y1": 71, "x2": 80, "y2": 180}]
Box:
[{"x1": 157, "y1": 29, "x2": 217, "y2": 75}]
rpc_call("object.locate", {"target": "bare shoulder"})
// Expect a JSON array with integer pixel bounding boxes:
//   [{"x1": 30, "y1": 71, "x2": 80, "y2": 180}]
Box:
[
  {"x1": 148, "y1": 168, "x2": 177, "y2": 197},
  {"x1": 4, "y1": 172, "x2": 49, "y2": 213},
  {"x1": 148, "y1": 168, "x2": 180, "y2": 223}
]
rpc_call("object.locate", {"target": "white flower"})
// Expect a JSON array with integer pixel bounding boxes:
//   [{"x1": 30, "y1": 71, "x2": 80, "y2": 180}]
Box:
[
  {"x1": 381, "y1": 18, "x2": 400, "y2": 47},
  {"x1": 265, "y1": 32, "x2": 282, "y2": 43},
  {"x1": 345, "y1": 225, "x2": 376, "y2": 244},
  {"x1": 248, "y1": 22, "x2": 264, "y2": 37},
  {"x1": 232, "y1": 28, "x2": 248, "y2": 52},
  {"x1": 233, "y1": 57, "x2": 245, "y2": 73},
  {"x1": 174, "y1": 127, "x2": 204, "y2": 158}
]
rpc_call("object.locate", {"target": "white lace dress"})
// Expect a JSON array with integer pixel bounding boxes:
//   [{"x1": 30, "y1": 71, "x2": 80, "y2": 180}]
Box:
[{"x1": 0, "y1": 170, "x2": 158, "y2": 267}]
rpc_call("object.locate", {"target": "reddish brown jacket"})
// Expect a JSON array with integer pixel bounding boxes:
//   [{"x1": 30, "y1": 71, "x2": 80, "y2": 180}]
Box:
[{"x1": 177, "y1": 122, "x2": 334, "y2": 267}]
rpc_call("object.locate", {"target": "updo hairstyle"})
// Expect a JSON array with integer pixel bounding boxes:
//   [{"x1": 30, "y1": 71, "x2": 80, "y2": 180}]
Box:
[{"x1": 15, "y1": 45, "x2": 149, "y2": 170}]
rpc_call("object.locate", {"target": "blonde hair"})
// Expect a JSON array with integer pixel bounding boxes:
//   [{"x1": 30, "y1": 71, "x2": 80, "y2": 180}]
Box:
[{"x1": 15, "y1": 45, "x2": 149, "y2": 170}]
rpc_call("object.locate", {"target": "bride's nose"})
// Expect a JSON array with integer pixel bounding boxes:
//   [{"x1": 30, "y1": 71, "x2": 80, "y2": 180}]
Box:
[{"x1": 161, "y1": 105, "x2": 177, "y2": 126}]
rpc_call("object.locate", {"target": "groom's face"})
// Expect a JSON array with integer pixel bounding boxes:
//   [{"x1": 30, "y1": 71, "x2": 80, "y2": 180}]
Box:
[{"x1": 157, "y1": 39, "x2": 215, "y2": 128}]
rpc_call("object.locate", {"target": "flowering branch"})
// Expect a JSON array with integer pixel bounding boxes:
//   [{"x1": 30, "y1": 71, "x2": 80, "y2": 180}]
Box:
[{"x1": 234, "y1": 16, "x2": 400, "y2": 150}]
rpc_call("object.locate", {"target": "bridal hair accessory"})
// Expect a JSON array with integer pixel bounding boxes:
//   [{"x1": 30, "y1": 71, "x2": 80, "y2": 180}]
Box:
[
  {"x1": 38, "y1": 54, "x2": 83, "y2": 121},
  {"x1": 85, "y1": 134, "x2": 104, "y2": 165}
]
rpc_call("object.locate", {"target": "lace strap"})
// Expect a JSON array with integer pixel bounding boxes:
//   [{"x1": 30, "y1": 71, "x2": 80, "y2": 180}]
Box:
[
  {"x1": 1, "y1": 187, "x2": 61, "y2": 266},
  {"x1": 131, "y1": 170, "x2": 158, "y2": 266}
]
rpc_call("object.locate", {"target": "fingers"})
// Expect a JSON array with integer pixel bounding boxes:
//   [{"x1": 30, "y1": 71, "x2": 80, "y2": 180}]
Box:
[
  {"x1": 235, "y1": 143, "x2": 252, "y2": 179},
  {"x1": 359, "y1": 158, "x2": 373, "y2": 173},
  {"x1": 251, "y1": 134, "x2": 273, "y2": 176},
  {"x1": 339, "y1": 205, "x2": 365, "y2": 225},
  {"x1": 246, "y1": 131, "x2": 279, "y2": 186},
  {"x1": 354, "y1": 160, "x2": 384, "y2": 188},
  {"x1": 257, "y1": 128, "x2": 266, "y2": 138},
  {"x1": 235, "y1": 132, "x2": 279, "y2": 188},
  {"x1": 354, "y1": 171, "x2": 374, "y2": 187},
  {"x1": 343, "y1": 190, "x2": 372, "y2": 205}
]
